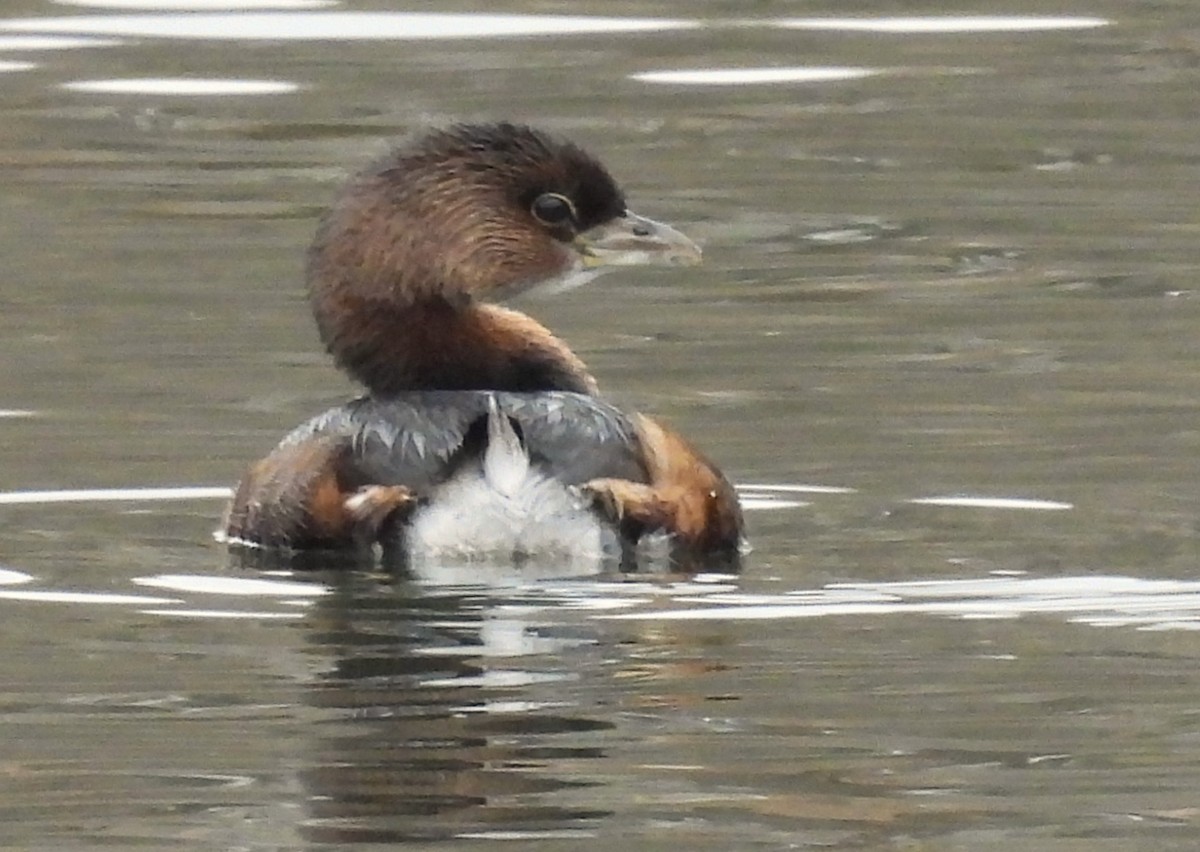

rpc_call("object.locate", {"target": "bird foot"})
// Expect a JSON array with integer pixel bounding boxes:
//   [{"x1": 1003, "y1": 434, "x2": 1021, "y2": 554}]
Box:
[{"x1": 344, "y1": 484, "x2": 417, "y2": 537}]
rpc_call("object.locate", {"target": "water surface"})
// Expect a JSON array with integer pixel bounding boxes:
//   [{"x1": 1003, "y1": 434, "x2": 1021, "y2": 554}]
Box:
[{"x1": 2, "y1": 1, "x2": 1200, "y2": 848}]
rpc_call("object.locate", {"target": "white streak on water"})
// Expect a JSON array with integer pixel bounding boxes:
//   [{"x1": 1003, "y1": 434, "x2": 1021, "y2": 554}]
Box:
[
  {"x1": 775, "y1": 16, "x2": 1110, "y2": 34},
  {"x1": 741, "y1": 497, "x2": 808, "y2": 510},
  {"x1": 739, "y1": 483, "x2": 856, "y2": 494},
  {"x1": 138, "y1": 608, "x2": 306, "y2": 619},
  {"x1": 599, "y1": 575, "x2": 1200, "y2": 631},
  {"x1": 63, "y1": 77, "x2": 298, "y2": 95},
  {"x1": 132, "y1": 574, "x2": 328, "y2": 596},
  {"x1": 0, "y1": 36, "x2": 118, "y2": 49},
  {"x1": 0, "y1": 13, "x2": 696, "y2": 40},
  {"x1": 909, "y1": 496, "x2": 1073, "y2": 510},
  {"x1": 0, "y1": 590, "x2": 180, "y2": 604},
  {"x1": 634, "y1": 67, "x2": 879, "y2": 86}
]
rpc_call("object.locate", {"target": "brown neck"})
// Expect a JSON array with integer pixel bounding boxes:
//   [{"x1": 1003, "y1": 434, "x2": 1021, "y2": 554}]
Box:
[{"x1": 315, "y1": 297, "x2": 599, "y2": 396}]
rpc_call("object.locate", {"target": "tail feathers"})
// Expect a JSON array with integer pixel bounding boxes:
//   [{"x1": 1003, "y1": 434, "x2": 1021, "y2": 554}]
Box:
[{"x1": 482, "y1": 396, "x2": 529, "y2": 498}]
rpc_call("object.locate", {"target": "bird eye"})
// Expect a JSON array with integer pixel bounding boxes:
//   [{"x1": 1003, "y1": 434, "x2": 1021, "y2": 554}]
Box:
[{"x1": 530, "y1": 193, "x2": 576, "y2": 227}]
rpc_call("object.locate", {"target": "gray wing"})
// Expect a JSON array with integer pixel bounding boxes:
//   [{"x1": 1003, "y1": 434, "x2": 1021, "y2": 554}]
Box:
[{"x1": 280, "y1": 391, "x2": 648, "y2": 489}]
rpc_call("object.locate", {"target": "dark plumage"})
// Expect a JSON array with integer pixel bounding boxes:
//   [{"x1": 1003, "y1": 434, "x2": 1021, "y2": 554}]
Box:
[{"x1": 285, "y1": 391, "x2": 647, "y2": 492}]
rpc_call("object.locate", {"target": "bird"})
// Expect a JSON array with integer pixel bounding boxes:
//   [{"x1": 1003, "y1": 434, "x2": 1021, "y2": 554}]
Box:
[{"x1": 221, "y1": 122, "x2": 743, "y2": 570}]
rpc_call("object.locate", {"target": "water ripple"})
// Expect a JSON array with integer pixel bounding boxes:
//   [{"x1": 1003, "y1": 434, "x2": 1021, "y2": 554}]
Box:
[
  {"x1": 601, "y1": 575, "x2": 1200, "y2": 631},
  {"x1": 775, "y1": 16, "x2": 1110, "y2": 34},
  {"x1": 0, "y1": 12, "x2": 696, "y2": 41},
  {"x1": 0, "y1": 35, "x2": 120, "y2": 49},
  {"x1": 634, "y1": 67, "x2": 880, "y2": 86},
  {"x1": 63, "y1": 77, "x2": 299, "y2": 95}
]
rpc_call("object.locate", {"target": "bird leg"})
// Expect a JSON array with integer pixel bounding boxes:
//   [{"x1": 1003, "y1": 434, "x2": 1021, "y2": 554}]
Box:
[
  {"x1": 581, "y1": 413, "x2": 743, "y2": 558},
  {"x1": 222, "y1": 435, "x2": 416, "y2": 550}
]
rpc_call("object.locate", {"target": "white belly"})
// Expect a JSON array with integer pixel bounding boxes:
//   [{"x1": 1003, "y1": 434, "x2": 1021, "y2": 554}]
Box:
[{"x1": 401, "y1": 403, "x2": 622, "y2": 578}]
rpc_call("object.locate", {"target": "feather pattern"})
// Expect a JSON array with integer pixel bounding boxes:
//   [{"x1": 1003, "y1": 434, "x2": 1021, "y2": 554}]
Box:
[{"x1": 281, "y1": 390, "x2": 647, "y2": 491}]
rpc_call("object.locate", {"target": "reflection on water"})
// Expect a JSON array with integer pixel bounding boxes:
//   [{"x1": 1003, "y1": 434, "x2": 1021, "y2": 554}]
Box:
[
  {"x1": 62, "y1": 77, "x2": 300, "y2": 95},
  {"x1": 15, "y1": 548, "x2": 1200, "y2": 632},
  {"x1": 606, "y1": 574, "x2": 1200, "y2": 630},
  {"x1": 8, "y1": 565, "x2": 1190, "y2": 845},
  {"x1": 0, "y1": 588, "x2": 177, "y2": 604},
  {"x1": 909, "y1": 495, "x2": 1073, "y2": 510},
  {"x1": 3, "y1": 0, "x2": 1200, "y2": 847},
  {"x1": 776, "y1": 16, "x2": 1111, "y2": 33},
  {"x1": 0, "y1": 34, "x2": 121, "y2": 48},
  {"x1": 634, "y1": 67, "x2": 882, "y2": 86},
  {"x1": 0, "y1": 12, "x2": 1115, "y2": 42},
  {"x1": 0, "y1": 11, "x2": 697, "y2": 40},
  {"x1": 298, "y1": 583, "x2": 617, "y2": 842},
  {"x1": 0, "y1": 567, "x2": 34, "y2": 584}
]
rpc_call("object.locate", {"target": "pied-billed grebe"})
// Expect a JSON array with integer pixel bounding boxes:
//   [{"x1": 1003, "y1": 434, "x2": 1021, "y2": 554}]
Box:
[{"x1": 223, "y1": 122, "x2": 743, "y2": 567}]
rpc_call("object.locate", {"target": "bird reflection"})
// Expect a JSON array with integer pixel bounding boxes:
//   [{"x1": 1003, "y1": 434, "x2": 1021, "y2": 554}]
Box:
[{"x1": 295, "y1": 574, "x2": 616, "y2": 842}]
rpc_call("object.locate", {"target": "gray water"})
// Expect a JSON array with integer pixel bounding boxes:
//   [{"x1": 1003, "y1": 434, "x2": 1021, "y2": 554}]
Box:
[{"x1": 3, "y1": 1, "x2": 1200, "y2": 849}]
